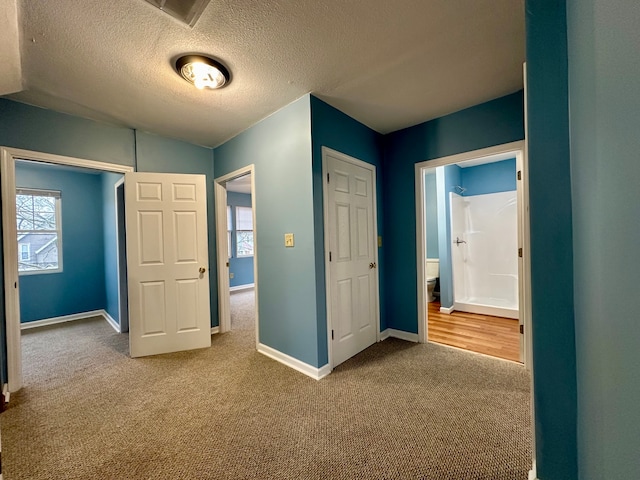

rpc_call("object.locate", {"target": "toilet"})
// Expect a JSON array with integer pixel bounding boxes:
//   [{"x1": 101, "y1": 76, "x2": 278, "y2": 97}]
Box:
[{"x1": 426, "y1": 259, "x2": 439, "y2": 302}]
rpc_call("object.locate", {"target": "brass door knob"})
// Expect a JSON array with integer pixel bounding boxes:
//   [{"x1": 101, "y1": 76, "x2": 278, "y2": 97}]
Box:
[
  {"x1": 199, "y1": 267, "x2": 206, "y2": 274},
  {"x1": 369, "y1": 262, "x2": 377, "y2": 269}
]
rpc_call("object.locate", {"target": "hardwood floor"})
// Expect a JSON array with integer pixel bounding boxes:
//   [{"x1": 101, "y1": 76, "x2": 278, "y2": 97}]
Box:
[{"x1": 428, "y1": 300, "x2": 521, "y2": 363}]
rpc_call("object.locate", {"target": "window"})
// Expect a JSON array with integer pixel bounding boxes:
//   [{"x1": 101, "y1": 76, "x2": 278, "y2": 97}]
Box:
[
  {"x1": 227, "y1": 205, "x2": 232, "y2": 257},
  {"x1": 235, "y1": 206, "x2": 253, "y2": 257},
  {"x1": 16, "y1": 189, "x2": 62, "y2": 274}
]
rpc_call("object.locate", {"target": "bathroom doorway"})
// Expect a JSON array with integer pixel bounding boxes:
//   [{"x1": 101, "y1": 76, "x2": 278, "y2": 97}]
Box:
[{"x1": 416, "y1": 141, "x2": 531, "y2": 366}]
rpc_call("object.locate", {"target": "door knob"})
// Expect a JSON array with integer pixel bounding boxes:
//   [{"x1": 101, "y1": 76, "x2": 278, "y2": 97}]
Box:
[
  {"x1": 199, "y1": 267, "x2": 206, "y2": 274},
  {"x1": 369, "y1": 262, "x2": 377, "y2": 269}
]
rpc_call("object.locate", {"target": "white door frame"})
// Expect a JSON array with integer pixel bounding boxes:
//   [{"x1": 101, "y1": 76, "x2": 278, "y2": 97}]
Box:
[
  {"x1": 414, "y1": 140, "x2": 532, "y2": 368},
  {"x1": 213, "y1": 165, "x2": 259, "y2": 346},
  {"x1": 322, "y1": 147, "x2": 381, "y2": 370},
  {"x1": 114, "y1": 178, "x2": 128, "y2": 333},
  {"x1": 0, "y1": 146, "x2": 133, "y2": 392}
]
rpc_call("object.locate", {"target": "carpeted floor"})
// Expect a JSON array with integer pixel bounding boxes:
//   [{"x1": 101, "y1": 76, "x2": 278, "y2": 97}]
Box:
[{"x1": 1, "y1": 290, "x2": 532, "y2": 479}]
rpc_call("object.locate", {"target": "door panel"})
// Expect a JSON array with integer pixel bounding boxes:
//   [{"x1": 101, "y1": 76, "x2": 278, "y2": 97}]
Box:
[
  {"x1": 126, "y1": 172, "x2": 211, "y2": 357},
  {"x1": 327, "y1": 152, "x2": 378, "y2": 367}
]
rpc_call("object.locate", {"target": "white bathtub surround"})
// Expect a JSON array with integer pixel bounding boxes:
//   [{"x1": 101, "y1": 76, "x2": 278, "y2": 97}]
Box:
[{"x1": 450, "y1": 190, "x2": 518, "y2": 318}]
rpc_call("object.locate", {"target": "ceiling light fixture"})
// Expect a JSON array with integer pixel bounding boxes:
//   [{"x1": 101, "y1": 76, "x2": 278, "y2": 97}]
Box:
[{"x1": 175, "y1": 55, "x2": 230, "y2": 90}]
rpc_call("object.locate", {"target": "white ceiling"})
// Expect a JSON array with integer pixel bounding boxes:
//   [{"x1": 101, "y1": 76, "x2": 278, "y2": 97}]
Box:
[
  {"x1": 226, "y1": 174, "x2": 251, "y2": 195},
  {"x1": 3, "y1": 0, "x2": 525, "y2": 148}
]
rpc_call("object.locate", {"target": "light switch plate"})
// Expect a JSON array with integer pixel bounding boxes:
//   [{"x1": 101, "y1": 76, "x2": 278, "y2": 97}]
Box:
[{"x1": 284, "y1": 233, "x2": 294, "y2": 247}]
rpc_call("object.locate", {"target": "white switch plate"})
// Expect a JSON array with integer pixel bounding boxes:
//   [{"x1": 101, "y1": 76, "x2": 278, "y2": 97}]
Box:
[{"x1": 284, "y1": 233, "x2": 294, "y2": 247}]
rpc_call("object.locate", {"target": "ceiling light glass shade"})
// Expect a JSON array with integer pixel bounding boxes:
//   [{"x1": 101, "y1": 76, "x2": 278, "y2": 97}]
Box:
[{"x1": 175, "y1": 55, "x2": 230, "y2": 90}]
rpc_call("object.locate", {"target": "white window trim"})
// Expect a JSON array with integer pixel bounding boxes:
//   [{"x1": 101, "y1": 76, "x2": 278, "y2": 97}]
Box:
[
  {"x1": 227, "y1": 205, "x2": 233, "y2": 259},
  {"x1": 16, "y1": 187, "x2": 63, "y2": 275}
]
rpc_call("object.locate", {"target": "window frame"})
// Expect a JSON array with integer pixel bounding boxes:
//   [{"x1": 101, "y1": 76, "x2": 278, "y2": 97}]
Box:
[
  {"x1": 235, "y1": 205, "x2": 254, "y2": 258},
  {"x1": 16, "y1": 188, "x2": 63, "y2": 276},
  {"x1": 227, "y1": 205, "x2": 233, "y2": 258}
]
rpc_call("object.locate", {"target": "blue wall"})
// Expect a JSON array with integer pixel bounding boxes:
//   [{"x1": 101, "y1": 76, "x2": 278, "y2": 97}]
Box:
[
  {"x1": 525, "y1": 2, "x2": 577, "y2": 478},
  {"x1": 460, "y1": 158, "x2": 516, "y2": 196},
  {"x1": 102, "y1": 172, "x2": 124, "y2": 324},
  {"x1": 436, "y1": 165, "x2": 462, "y2": 309},
  {"x1": 310, "y1": 96, "x2": 386, "y2": 356},
  {"x1": 214, "y1": 96, "x2": 320, "y2": 367},
  {"x1": 0, "y1": 99, "x2": 216, "y2": 382},
  {"x1": 424, "y1": 172, "x2": 439, "y2": 259},
  {"x1": 567, "y1": 0, "x2": 640, "y2": 478},
  {"x1": 227, "y1": 191, "x2": 254, "y2": 287},
  {"x1": 16, "y1": 162, "x2": 106, "y2": 322},
  {"x1": 383, "y1": 90, "x2": 525, "y2": 333}
]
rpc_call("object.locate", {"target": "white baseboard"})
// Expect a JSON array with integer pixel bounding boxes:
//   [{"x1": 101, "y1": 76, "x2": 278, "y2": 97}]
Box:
[
  {"x1": 454, "y1": 301, "x2": 519, "y2": 319},
  {"x1": 20, "y1": 310, "x2": 106, "y2": 330},
  {"x1": 20, "y1": 309, "x2": 121, "y2": 333},
  {"x1": 258, "y1": 343, "x2": 330, "y2": 380},
  {"x1": 386, "y1": 329, "x2": 419, "y2": 343},
  {"x1": 101, "y1": 310, "x2": 120, "y2": 333},
  {"x1": 528, "y1": 461, "x2": 538, "y2": 480},
  {"x1": 230, "y1": 283, "x2": 254, "y2": 292},
  {"x1": 211, "y1": 326, "x2": 220, "y2": 335},
  {"x1": 440, "y1": 305, "x2": 455, "y2": 314},
  {"x1": 379, "y1": 329, "x2": 390, "y2": 341},
  {"x1": 2, "y1": 383, "x2": 9, "y2": 404}
]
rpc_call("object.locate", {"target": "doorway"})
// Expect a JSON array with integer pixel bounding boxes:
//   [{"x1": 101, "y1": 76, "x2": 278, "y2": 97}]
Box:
[
  {"x1": 415, "y1": 141, "x2": 532, "y2": 367},
  {"x1": 214, "y1": 166, "x2": 258, "y2": 345},
  {"x1": 1, "y1": 147, "x2": 133, "y2": 392}
]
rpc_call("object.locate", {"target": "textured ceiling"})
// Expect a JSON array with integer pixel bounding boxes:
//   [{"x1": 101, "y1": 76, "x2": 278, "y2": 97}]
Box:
[{"x1": 7, "y1": 0, "x2": 525, "y2": 148}]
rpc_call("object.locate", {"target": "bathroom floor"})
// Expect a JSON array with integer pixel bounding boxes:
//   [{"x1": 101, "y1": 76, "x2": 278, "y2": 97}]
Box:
[{"x1": 427, "y1": 301, "x2": 521, "y2": 363}]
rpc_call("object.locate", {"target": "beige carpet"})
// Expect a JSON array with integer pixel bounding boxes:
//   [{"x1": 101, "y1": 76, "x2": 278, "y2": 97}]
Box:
[{"x1": 1, "y1": 291, "x2": 532, "y2": 479}]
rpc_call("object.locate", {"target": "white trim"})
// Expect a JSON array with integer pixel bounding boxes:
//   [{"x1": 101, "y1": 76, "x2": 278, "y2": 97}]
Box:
[
  {"x1": 214, "y1": 165, "x2": 259, "y2": 349},
  {"x1": 114, "y1": 177, "x2": 128, "y2": 333},
  {"x1": 3, "y1": 383, "x2": 10, "y2": 404},
  {"x1": 101, "y1": 310, "x2": 120, "y2": 333},
  {"x1": 528, "y1": 461, "x2": 538, "y2": 480},
  {"x1": 257, "y1": 343, "x2": 330, "y2": 380},
  {"x1": 2, "y1": 146, "x2": 133, "y2": 392},
  {"x1": 385, "y1": 329, "x2": 419, "y2": 343},
  {"x1": 6, "y1": 147, "x2": 134, "y2": 173},
  {"x1": 379, "y1": 329, "x2": 390, "y2": 341},
  {"x1": 19, "y1": 309, "x2": 120, "y2": 332},
  {"x1": 322, "y1": 147, "x2": 381, "y2": 370},
  {"x1": 229, "y1": 283, "x2": 254, "y2": 292},
  {"x1": 439, "y1": 305, "x2": 455, "y2": 314},
  {"x1": 210, "y1": 326, "x2": 220, "y2": 335}
]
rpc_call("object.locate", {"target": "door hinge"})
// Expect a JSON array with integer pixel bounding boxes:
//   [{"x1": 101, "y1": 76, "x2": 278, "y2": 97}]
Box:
[
  {"x1": 520, "y1": 324, "x2": 524, "y2": 335},
  {"x1": 517, "y1": 170, "x2": 522, "y2": 180},
  {"x1": 327, "y1": 173, "x2": 330, "y2": 183},
  {"x1": 331, "y1": 329, "x2": 334, "y2": 340},
  {"x1": 518, "y1": 247, "x2": 523, "y2": 258},
  {"x1": 329, "y1": 251, "x2": 332, "y2": 262},
  {"x1": 14, "y1": 282, "x2": 17, "y2": 288}
]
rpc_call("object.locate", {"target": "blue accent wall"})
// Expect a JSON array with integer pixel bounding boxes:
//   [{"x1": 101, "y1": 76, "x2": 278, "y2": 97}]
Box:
[
  {"x1": 460, "y1": 158, "x2": 516, "y2": 196},
  {"x1": 227, "y1": 191, "x2": 254, "y2": 287},
  {"x1": 0, "y1": 99, "x2": 216, "y2": 383},
  {"x1": 214, "y1": 96, "x2": 320, "y2": 367},
  {"x1": 102, "y1": 172, "x2": 124, "y2": 324},
  {"x1": 525, "y1": 2, "x2": 577, "y2": 478},
  {"x1": 567, "y1": 0, "x2": 640, "y2": 478},
  {"x1": 16, "y1": 162, "x2": 106, "y2": 322},
  {"x1": 424, "y1": 172, "x2": 439, "y2": 259},
  {"x1": 383, "y1": 91, "x2": 525, "y2": 333},
  {"x1": 310, "y1": 96, "x2": 385, "y2": 357}
]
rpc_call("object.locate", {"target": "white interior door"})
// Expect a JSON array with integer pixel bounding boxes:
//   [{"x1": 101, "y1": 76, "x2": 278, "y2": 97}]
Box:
[
  {"x1": 326, "y1": 152, "x2": 378, "y2": 367},
  {"x1": 125, "y1": 172, "x2": 211, "y2": 357}
]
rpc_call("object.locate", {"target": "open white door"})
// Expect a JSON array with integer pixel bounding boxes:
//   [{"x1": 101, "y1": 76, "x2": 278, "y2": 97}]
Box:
[{"x1": 125, "y1": 172, "x2": 211, "y2": 357}]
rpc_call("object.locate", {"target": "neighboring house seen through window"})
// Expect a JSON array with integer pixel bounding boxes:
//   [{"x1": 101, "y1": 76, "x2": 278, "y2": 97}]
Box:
[
  {"x1": 16, "y1": 188, "x2": 63, "y2": 274},
  {"x1": 235, "y1": 206, "x2": 253, "y2": 257}
]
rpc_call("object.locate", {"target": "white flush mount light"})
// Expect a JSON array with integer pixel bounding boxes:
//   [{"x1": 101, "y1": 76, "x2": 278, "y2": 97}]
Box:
[{"x1": 175, "y1": 55, "x2": 230, "y2": 90}]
